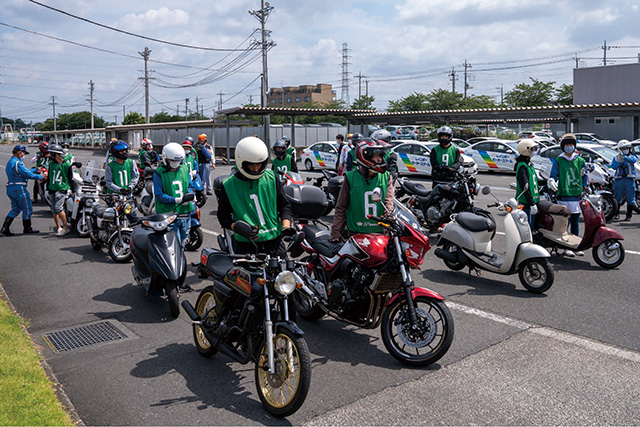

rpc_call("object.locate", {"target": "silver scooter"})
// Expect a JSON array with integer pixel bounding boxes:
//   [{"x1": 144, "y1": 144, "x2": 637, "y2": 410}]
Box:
[{"x1": 434, "y1": 186, "x2": 554, "y2": 293}]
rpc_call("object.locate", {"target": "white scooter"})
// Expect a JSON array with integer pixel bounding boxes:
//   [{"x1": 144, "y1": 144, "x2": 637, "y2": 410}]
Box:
[{"x1": 434, "y1": 186, "x2": 554, "y2": 294}]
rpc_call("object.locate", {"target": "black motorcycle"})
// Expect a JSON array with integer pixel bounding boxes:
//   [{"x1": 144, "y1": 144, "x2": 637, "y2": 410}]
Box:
[
  {"x1": 305, "y1": 169, "x2": 338, "y2": 216},
  {"x1": 182, "y1": 222, "x2": 312, "y2": 417},
  {"x1": 397, "y1": 171, "x2": 493, "y2": 232},
  {"x1": 88, "y1": 193, "x2": 135, "y2": 263},
  {"x1": 130, "y1": 193, "x2": 195, "y2": 318}
]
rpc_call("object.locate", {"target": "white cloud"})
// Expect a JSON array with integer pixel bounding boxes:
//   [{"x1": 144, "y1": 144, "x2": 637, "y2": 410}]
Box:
[{"x1": 116, "y1": 7, "x2": 190, "y2": 31}]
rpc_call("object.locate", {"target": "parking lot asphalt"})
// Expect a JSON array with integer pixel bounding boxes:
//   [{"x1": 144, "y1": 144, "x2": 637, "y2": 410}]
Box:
[{"x1": 1, "y1": 146, "x2": 639, "y2": 425}]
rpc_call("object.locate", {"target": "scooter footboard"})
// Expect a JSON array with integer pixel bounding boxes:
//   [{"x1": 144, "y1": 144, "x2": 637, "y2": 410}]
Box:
[{"x1": 514, "y1": 242, "x2": 551, "y2": 268}]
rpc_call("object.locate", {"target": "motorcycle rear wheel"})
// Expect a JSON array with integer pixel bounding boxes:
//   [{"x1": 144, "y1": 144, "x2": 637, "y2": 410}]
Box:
[
  {"x1": 184, "y1": 227, "x2": 203, "y2": 252},
  {"x1": 441, "y1": 241, "x2": 465, "y2": 271},
  {"x1": 593, "y1": 239, "x2": 625, "y2": 269},
  {"x1": 255, "y1": 329, "x2": 311, "y2": 417},
  {"x1": 108, "y1": 230, "x2": 132, "y2": 263},
  {"x1": 165, "y1": 280, "x2": 180, "y2": 318},
  {"x1": 292, "y1": 290, "x2": 325, "y2": 321},
  {"x1": 195, "y1": 190, "x2": 207, "y2": 208},
  {"x1": 381, "y1": 296, "x2": 454, "y2": 367},
  {"x1": 193, "y1": 286, "x2": 219, "y2": 357},
  {"x1": 518, "y1": 257, "x2": 554, "y2": 293},
  {"x1": 600, "y1": 193, "x2": 619, "y2": 222}
]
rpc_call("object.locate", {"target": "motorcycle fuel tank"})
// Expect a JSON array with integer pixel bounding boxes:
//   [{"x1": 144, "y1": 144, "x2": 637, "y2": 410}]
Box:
[{"x1": 339, "y1": 234, "x2": 389, "y2": 266}]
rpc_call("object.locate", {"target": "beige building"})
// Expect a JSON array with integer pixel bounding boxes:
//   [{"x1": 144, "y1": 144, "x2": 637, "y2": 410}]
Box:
[{"x1": 267, "y1": 84, "x2": 335, "y2": 107}]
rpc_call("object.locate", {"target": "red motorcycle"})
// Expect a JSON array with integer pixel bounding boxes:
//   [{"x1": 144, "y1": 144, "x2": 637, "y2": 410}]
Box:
[{"x1": 292, "y1": 196, "x2": 454, "y2": 367}]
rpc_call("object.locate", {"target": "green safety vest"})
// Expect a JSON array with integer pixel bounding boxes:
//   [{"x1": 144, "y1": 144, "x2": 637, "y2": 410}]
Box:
[
  {"x1": 556, "y1": 156, "x2": 585, "y2": 197},
  {"x1": 62, "y1": 152, "x2": 73, "y2": 163},
  {"x1": 272, "y1": 154, "x2": 293, "y2": 173},
  {"x1": 345, "y1": 169, "x2": 389, "y2": 234},
  {"x1": 223, "y1": 169, "x2": 281, "y2": 242},
  {"x1": 287, "y1": 146, "x2": 295, "y2": 157},
  {"x1": 516, "y1": 162, "x2": 540, "y2": 204},
  {"x1": 107, "y1": 159, "x2": 134, "y2": 193},
  {"x1": 138, "y1": 151, "x2": 149, "y2": 169},
  {"x1": 432, "y1": 144, "x2": 458, "y2": 166},
  {"x1": 184, "y1": 151, "x2": 198, "y2": 173},
  {"x1": 48, "y1": 161, "x2": 72, "y2": 191},
  {"x1": 36, "y1": 154, "x2": 49, "y2": 170},
  {"x1": 154, "y1": 164, "x2": 193, "y2": 214}
]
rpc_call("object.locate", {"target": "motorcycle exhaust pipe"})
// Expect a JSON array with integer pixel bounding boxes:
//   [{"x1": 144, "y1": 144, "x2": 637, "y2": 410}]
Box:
[
  {"x1": 434, "y1": 247, "x2": 458, "y2": 263},
  {"x1": 181, "y1": 300, "x2": 201, "y2": 322}
]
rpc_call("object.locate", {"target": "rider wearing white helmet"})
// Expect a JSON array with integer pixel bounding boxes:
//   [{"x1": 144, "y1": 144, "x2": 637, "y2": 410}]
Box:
[
  {"x1": 612, "y1": 139, "x2": 638, "y2": 221},
  {"x1": 515, "y1": 139, "x2": 540, "y2": 228},
  {"x1": 217, "y1": 136, "x2": 294, "y2": 256}
]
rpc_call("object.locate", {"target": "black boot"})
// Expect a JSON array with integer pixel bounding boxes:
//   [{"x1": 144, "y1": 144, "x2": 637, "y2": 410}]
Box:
[
  {"x1": 1, "y1": 217, "x2": 14, "y2": 236},
  {"x1": 23, "y1": 219, "x2": 40, "y2": 234},
  {"x1": 625, "y1": 208, "x2": 633, "y2": 221}
]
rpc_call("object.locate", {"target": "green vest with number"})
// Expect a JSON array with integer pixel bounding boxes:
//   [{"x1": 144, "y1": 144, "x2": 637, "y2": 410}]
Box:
[
  {"x1": 62, "y1": 152, "x2": 73, "y2": 163},
  {"x1": 223, "y1": 169, "x2": 281, "y2": 242},
  {"x1": 107, "y1": 159, "x2": 134, "y2": 193},
  {"x1": 432, "y1": 144, "x2": 458, "y2": 166},
  {"x1": 155, "y1": 164, "x2": 193, "y2": 214},
  {"x1": 184, "y1": 151, "x2": 198, "y2": 174},
  {"x1": 36, "y1": 154, "x2": 49, "y2": 170},
  {"x1": 48, "y1": 161, "x2": 72, "y2": 191},
  {"x1": 516, "y1": 162, "x2": 540, "y2": 204},
  {"x1": 556, "y1": 156, "x2": 585, "y2": 197},
  {"x1": 272, "y1": 155, "x2": 293, "y2": 173},
  {"x1": 345, "y1": 169, "x2": 389, "y2": 234}
]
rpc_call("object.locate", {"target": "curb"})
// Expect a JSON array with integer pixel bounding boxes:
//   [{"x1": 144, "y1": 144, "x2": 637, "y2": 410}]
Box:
[{"x1": 0, "y1": 282, "x2": 84, "y2": 426}]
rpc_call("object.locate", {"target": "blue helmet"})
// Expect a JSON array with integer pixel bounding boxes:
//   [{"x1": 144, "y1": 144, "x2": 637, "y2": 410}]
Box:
[{"x1": 111, "y1": 140, "x2": 129, "y2": 160}]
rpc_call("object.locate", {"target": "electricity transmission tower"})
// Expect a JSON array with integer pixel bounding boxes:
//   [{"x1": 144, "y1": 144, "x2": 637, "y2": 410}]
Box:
[{"x1": 341, "y1": 43, "x2": 351, "y2": 104}]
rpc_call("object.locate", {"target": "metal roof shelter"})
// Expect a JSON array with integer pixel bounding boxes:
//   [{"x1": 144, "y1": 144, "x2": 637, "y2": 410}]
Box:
[{"x1": 218, "y1": 106, "x2": 375, "y2": 158}]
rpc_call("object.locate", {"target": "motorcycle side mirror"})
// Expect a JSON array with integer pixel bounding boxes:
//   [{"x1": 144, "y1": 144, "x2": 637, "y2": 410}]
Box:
[
  {"x1": 233, "y1": 221, "x2": 254, "y2": 240},
  {"x1": 182, "y1": 193, "x2": 195, "y2": 203},
  {"x1": 73, "y1": 161, "x2": 83, "y2": 168},
  {"x1": 481, "y1": 186, "x2": 492, "y2": 195},
  {"x1": 305, "y1": 176, "x2": 312, "y2": 181},
  {"x1": 371, "y1": 187, "x2": 383, "y2": 203}
]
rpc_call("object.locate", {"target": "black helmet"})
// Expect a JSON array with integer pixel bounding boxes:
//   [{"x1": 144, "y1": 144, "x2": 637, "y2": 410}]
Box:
[
  {"x1": 351, "y1": 133, "x2": 364, "y2": 144},
  {"x1": 48, "y1": 144, "x2": 65, "y2": 156},
  {"x1": 272, "y1": 139, "x2": 287, "y2": 159},
  {"x1": 281, "y1": 135, "x2": 291, "y2": 147},
  {"x1": 60, "y1": 141, "x2": 70, "y2": 149},
  {"x1": 437, "y1": 126, "x2": 453, "y2": 146}
]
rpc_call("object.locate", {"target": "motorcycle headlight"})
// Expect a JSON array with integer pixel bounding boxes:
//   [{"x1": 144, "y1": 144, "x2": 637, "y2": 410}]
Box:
[
  {"x1": 274, "y1": 271, "x2": 300, "y2": 296},
  {"x1": 84, "y1": 198, "x2": 94, "y2": 207},
  {"x1": 124, "y1": 203, "x2": 132, "y2": 215},
  {"x1": 515, "y1": 210, "x2": 528, "y2": 225},
  {"x1": 142, "y1": 214, "x2": 177, "y2": 231}
]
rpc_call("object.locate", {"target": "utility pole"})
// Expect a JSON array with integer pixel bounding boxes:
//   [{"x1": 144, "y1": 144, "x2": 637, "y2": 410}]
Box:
[
  {"x1": 602, "y1": 40, "x2": 610, "y2": 66},
  {"x1": 138, "y1": 47, "x2": 152, "y2": 124},
  {"x1": 449, "y1": 67, "x2": 458, "y2": 93},
  {"x1": 88, "y1": 80, "x2": 95, "y2": 145},
  {"x1": 340, "y1": 42, "x2": 351, "y2": 104},
  {"x1": 184, "y1": 98, "x2": 190, "y2": 117},
  {"x1": 462, "y1": 60, "x2": 472, "y2": 99},
  {"x1": 496, "y1": 84, "x2": 504, "y2": 104},
  {"x1": 123, "y1": 106, "x2": 126, "y2": 122},
  {"x1": 218, "y1": 91, "x2": 224, "y2": 111},
  {"x1": 195, "y1": 96, "x2": 200, "y2": 119},
  {"x1": 250, "y1": 0, "x2": 275, "y2": 145},
  {"x1": 248, "y1": 94, "x2": 254, "y2": 104},
  {"x1": 355, "y1": 71, "x2": 367, "y2": 100},
  {"x1": 365, "y1": 80, "x2": 369, "y2": 97},
  {"x1": 176, "y1": 105, "x2": 180, "y2": 116},
  {"x1": 51, "y1": 96, "x2": 57, "y2": 142}
]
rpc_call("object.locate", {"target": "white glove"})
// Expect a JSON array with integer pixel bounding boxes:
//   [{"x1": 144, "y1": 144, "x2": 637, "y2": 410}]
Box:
[
  {"x1": 547, "y1": 178, "x2": 558, "y2": 192},
  {"x1": 189, "y1": 170, "x2": 197, "y2": 179},
  {"x1": 67, "y1": 189, "x2": 73, "y2": 197},
  {"x1": 175, "y1": 196, "x2": 183, "y2": 204},
  {"x1": 530, "y1": 205, "x2": 538, "y2": 215}
]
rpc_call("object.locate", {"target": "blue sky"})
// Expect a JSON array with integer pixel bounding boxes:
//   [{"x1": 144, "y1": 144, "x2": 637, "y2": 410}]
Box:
[{"x1": 2, "y1": 0, "x2": 640, "y2": 124}]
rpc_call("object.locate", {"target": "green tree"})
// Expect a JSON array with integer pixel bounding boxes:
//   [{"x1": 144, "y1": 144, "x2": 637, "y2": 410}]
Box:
[
  {"x1": 123, "y1": 112, "x2": 146, "y2": 125},
  {"x1": 151, "y1": 111, "x2": 186, "y2": 123},
  {"x1": 556, "y1": 83, "x2": 573, "y2": 105},
  {"x1": 387, "y1": 92, "x2": 430, "y2": 112},
  {"x1": 38, "y1": 111, "x2": 105, "y2": 130},
  {"x1": 351, "y1": 95, "x2": 375, "y2": 110},
  {"x1": 462, "y1": 94, "x2": 497, "y2": 109},
  {"x1": 504, "y1": 78, "x2": 556, "y2": 107},
  {"x1": 426, "y1": 89, "x2": 464, "y2": 110}
]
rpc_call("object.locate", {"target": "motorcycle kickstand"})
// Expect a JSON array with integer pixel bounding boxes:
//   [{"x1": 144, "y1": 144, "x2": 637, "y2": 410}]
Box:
[{"x1": 467, "y1": 266, "x2": 481, "y2": 277}]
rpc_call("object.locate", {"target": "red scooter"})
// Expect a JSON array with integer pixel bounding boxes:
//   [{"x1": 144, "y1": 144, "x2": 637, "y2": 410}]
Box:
[
  {"x1": 534, "y1": 195, "x2": 625, "y2": 269},
  {"x1": 292, "y1": 194, "x2": 454, "y2": 367}
]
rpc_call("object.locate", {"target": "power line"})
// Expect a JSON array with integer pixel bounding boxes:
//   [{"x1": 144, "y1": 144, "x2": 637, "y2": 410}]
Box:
[{"x1": 27, "y1": 0, "x2": 259, "y2": 52}]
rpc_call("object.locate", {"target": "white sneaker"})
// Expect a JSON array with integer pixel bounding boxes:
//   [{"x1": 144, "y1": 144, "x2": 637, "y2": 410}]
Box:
[
  {"x1": 55, "y1": 227, "x2": 63, "y2": 235},
  {"x1": 575, "y1": 251, "x2": 584, "y2": 256},
  {"x1": 564, "y1": 250, "x2": 576, "y2": 257},
  {"x1": 57, "y1": 227, "x2": 70, "y2": 236}
]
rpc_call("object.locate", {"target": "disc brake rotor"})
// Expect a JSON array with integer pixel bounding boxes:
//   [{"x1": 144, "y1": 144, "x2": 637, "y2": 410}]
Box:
[{"x1": 396, "y1": 306, "x2": 436, "y2": 348}]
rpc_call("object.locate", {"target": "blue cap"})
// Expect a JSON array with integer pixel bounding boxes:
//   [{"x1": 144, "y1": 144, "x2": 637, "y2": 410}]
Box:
[{"x1": 13, "y1": 145, "x2": 30, "y2": 155}]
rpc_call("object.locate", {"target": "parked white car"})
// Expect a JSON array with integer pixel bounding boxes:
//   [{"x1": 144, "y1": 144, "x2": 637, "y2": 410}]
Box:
[
  {"x1": 391, "y1": 141, "x2": 477, "y2": 177},
  {"x1": 574, "y1": 133, "x2": 617, "y2": 147},
  {"x1": 464, "y1": 140, "x2": 519, "y2": 172},
  {"x1": 301, "y1": 141, "x2": 339, "y2": 171}
]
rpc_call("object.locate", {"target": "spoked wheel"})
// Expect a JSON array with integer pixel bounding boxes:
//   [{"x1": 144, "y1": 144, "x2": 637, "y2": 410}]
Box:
[
  {"x1": 184, "y1": 227, "x2": 203, "y2": 251},
  {"x1": 593, "y1": 239, "x2": 625, "y2": 269},
  {"x1": 292, "y1": 290, "x2": 325, "y2": 321},
  {"x1": 518, "y1": 257, "x2": 554, "y2": 293},
  {"x1": 195, "y1": 190, "x2": 207, "y2": 208},
  {"x1": 381, "y1": 296, "x2": 454, "y2": 367},
  {"x1": 108, "y1": 230, "x2": 132, "y2": 263},
  {"x1": 193, "y1": 286, "x2": 218, "y2": 357},
  {"x1": 441, "y1": 241, "x2": 465, "y2": 271},
  {"x1": 255, "y1": 329, "x2": 311, "y2": 417},
  {"x1": 600, "y1": 193, "x2": 619, "y2": 223},
  {"x1": 75, "y1": 215, "x2": 90, "y2": 237},
  {"x1": 165, "y1": 280, "x2": 180, "y2": 318}
]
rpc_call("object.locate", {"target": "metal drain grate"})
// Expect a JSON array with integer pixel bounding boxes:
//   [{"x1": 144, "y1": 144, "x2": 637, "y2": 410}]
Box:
[{"x1": 43, "y1": 321, "x2": 128, "y2": 353}]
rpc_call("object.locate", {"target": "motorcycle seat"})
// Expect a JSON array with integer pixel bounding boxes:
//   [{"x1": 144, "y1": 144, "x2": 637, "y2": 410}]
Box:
[
  {"x1": 302, "y1": 224, "x2": 341, "y2": 257},
  {"x1": 92, "y1": 203, "x2": 109, "y2": 218},
  {"x1": 537, "y1": 200, "x2": 570, "y2": 216},
  {"x1": 456, "y1": 212, "x2": 496, "y2": 232},
  {"x1": 402, "y1": 179, "x2": 430, "y2": 197},
  {"x1": 206, "y1": 252, "x2": 235, "y2": 278}
]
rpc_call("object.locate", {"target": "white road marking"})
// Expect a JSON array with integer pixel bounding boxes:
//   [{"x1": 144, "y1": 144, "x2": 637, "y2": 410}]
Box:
[
  {"x1": 201, "y1": 227, "x2": 219, "y2": 236},
  {"x1": 447, "y1": 301, "x2": 640, "y2": 363}
]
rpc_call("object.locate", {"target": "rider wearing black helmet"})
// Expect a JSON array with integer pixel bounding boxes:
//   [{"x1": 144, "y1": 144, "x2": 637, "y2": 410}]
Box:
[
  {"x1": 271, "y1": 138, "x2": 298, "y2": 173},
  {"x1": 345, "y1": 132, "x2": 364, "y2": 172},
  {"x1": 430, "y1": 125, "x2": 461, "y2": 184}
]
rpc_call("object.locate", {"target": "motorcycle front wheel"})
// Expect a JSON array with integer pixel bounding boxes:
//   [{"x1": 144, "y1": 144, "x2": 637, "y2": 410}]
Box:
[
  {"x1": 75, "y1": 214, "x2": 91, "y2": 237},
  {"x1": 184, "y1": 227, "x2": 203, "y2": 252},
  {"x1": 255, "y1": 329, "x2": 311, "y2": 417},
  {"x1": 593, "y1": 239, "x2": 625, "y2": 269},
  {"x1": 292, "y1": 289, "x2": 325, "y2": 321},
  {"x1": 518, "y1": 257, "x2": 554, "y2": 293},
  {"x1": 193, "y1": 286, "x2": 219, "y2": 357},
  {"x1": 381, "y1": 296, "x2": 454, "y2": 367},
  {"x1": 108, "y1": 230, "x2": 132, "y2": 263}
]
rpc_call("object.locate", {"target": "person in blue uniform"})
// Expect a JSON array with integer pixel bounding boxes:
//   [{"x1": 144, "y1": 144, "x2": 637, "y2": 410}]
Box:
[{"x1": 2, "y1": 145, "x2": 45, "y2": 236}]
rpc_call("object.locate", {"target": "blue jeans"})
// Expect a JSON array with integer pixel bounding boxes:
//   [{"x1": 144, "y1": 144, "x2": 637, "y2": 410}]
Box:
[
  {"x1": 522, "y1": 206, "x2": 535, "y2": 230},
  {"x1": 168, "y1": 218, "x2": 190, "y2": 247}
]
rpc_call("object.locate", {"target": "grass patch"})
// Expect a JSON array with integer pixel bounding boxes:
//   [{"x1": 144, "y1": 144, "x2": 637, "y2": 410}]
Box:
[{"x1": 0, "y1": 297, "x2": 73, "y2": 426}]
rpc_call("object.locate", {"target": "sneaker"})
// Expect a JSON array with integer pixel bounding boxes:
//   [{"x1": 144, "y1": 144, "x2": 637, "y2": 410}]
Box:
[
  {"x1": 206, "y1": 191, "x2": 213, "y2": 196},
  {"x1": 57, "y1": 227, "x2": 70, "y2": 236},
  {"x1": 575, "y1": 251, "x2": 584, "y2": 256},
  {"x1": 55, "y1": 227, "x2": 63, "y2": 235},
  {"x1": 564, "y1": 250, "x2": 576, "y2": 257}
]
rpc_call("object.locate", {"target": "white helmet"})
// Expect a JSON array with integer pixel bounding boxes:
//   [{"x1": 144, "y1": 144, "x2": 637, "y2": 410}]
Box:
[
  {"x1": 371, "y1": 129, "x2": 392, "y2": 143},
  {"x1": 617, "y1": 139, "x2": 631, "y2": 151},
  {"x1": 162, "y1": 142, "x2": 185, "y2": 169},
  {"x1": 235, "y1": 136, "x2": 269, "y2": 180},
  {"x1": 517, "y1": 139, "x2": 538, "y2": 156}
]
